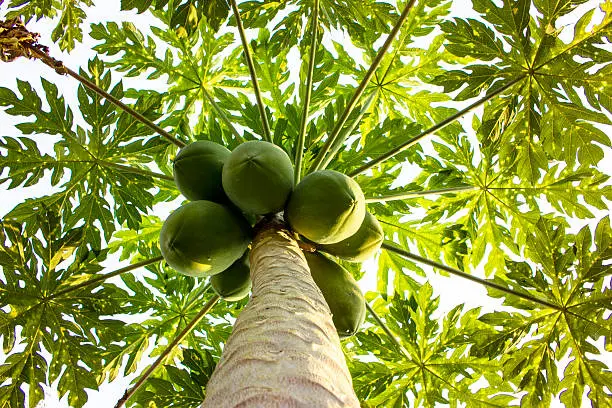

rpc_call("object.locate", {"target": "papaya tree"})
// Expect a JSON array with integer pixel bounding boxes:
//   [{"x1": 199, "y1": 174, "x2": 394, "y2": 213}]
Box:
[{"x1": 0, "y1": 0, "x2": 611, "y2": 407}]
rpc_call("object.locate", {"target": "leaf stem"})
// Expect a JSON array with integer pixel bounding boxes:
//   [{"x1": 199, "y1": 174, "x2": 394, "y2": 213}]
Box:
[
  {"x1": 24, "y1": 45, "x2": 186, "y2": 149},
  {"x1": 319, "y1": 91, "x2": 377, "y2": 170},
  {"x1": 365, "y1": 185, "x2": 478, "y2": 203},
  {"x1": 202, "y1": 87, "x2": 243, "y2": 142},
  {"x1": 53, "y1": 256, "x2": 163, "y2": 299},
  {"x1": 365, "y1": 301, "x2": 411, "y2": 360},
  {"x1": 114, "y1": 292, "x2": 220, "y2": 408},
  {"x1": 349, "y1": 76, "x2": 525, "y2": 177},
  {"x1": 229, "y1": 0, "x2": 272, "y2": 143},
  {"x1": 381, "y1": 241, "x2": 563, "y2": 311},
  {"x1": 308, "y1": 0, "x2": 417, "y2": 173},
  {"x1": 294, "y1": 0, "x2": 320, "y2": 184},
  {"x1": 100, "y1": 161, "x2": 174, "y2": 181}
]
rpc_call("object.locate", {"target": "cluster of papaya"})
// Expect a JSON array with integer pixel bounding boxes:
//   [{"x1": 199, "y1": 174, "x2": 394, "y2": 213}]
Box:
[{"x1": 160, "y1": 139, "x2": 383, "y2": 337}]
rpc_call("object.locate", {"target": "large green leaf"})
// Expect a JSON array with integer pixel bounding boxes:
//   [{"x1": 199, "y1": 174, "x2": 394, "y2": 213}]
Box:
[
  {"x1": 0, "y1": 209, "x2": 124, "y2": 407},
  {"x1": 472, "y1": 217, "x2": 611, "y2": 406},
  {"x1": 0, "y1": 58, "x2": 174, "y2": 247},
  {"x1": 349, "y1": 286, "x2": 514, "y2": 407}
]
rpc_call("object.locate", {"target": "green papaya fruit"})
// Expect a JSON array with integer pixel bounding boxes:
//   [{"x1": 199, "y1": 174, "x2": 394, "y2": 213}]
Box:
[
  {"x1": 173, "y1": 140, "x2": 231, "y2": 202},
  {"x1": 303, "y1": 251, "x2": 366, "y2": 337},
  {"x1": 160, "y1": 201, "x2": 252, "y2": 277},
  {"x1": 222, "y1": 140, "x2": 294, "y2": 215},
  {"x1": 318, "y1": 212, "x2": 383, "y2": 262},
  {"x1": 211, "y1": 251, "x2": 251, "y2": 301},
  {"x1": 286, "y1": 170, "x2": 365, "y2": 244}
]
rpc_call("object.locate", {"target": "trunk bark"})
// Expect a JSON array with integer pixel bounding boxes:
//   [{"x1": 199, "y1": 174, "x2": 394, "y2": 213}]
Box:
[{"x1": 202, "y1": 222, "x2": 360, "y2": 407}]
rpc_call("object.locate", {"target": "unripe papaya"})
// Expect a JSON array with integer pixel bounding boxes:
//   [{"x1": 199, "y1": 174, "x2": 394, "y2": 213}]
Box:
[
  {"x1": 318, "y1": 212, "x2": 383, "y2": 262},
  {"x1": 222, "y1": 141, "x2": 294, "y2": 215},
  {"x1": 211, "y1": 251, "x2": 251, "y2": 301},
  {"x1": 160, "y1": 201, "x2": 251, "y2": 277},
  {"x1": 173, "y1": 140, "x2": 231, "y2": 202},
  {"x1": 286, "y1": 170, "x2": 365, "y2": 244},
  {"x1": 303, "y1": 251, "x2": 366, "y2": 337}
]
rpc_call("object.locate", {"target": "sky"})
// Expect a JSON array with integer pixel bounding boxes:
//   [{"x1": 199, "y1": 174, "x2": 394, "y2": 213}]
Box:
[{"x1": 0, "y1": 0, "x2": 610, "y2": 407}]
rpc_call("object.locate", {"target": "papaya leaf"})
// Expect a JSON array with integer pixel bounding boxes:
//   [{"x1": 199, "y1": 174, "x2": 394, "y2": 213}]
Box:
[
  {"x1": 132, "y1": 349, "x2": 216, "y2": 408},
  {"x1": 0, "y1": 58, "x2": 173, "y2": 246},
  {"x1": 120, "y1": 0, "x2": 229, "y2": 32},
  {"x1": 474, "y1": 217, "x2": 612, "y2": 406},
  {"x1": 0, "y1": 214, "x2": 126, "y2": 408},
  {"x1": 3, "y1": 0, "x2": 92, "y2": 51},
  {"x1": 349, "y1": 286, "x2": 511, "y2": 406}
]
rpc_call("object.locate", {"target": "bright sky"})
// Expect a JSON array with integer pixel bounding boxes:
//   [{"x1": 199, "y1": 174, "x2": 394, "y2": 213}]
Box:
[{"x1": 0, "y1": 1, "x2": 610, "y2": 407}]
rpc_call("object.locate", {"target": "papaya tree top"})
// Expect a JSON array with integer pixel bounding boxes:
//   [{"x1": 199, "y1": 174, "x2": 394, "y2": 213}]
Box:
[{"x1": 0, "y1": 0, "x2": 610, "y2": 407}]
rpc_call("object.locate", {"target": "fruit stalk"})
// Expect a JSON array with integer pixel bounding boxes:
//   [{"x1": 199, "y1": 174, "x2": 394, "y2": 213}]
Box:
[{"x1": 202, "y1": 221, "x2": 359, "y2": 407}]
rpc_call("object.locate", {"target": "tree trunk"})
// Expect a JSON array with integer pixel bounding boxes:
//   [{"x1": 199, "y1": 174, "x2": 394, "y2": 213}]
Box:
[{"x1": 202, "y1": 222, "x2": 360, "y2": 407}]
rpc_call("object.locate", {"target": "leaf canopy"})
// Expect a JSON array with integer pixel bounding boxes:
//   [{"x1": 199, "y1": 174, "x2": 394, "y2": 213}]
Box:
[{"x1": 0, "y1": 0, "x2": 610, "y2": 407}]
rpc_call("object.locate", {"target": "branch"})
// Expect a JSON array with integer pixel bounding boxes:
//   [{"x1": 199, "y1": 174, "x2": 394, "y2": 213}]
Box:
[
  {"x1": 52, "y1": 59, "x2": 186, "y2": 149},
  {"x1": 365, "y1": 301, "x2": 411, "y2": 360},
  {"x1": 202, "y1": 87, "x2": 243, "y2": 142},
  {"x1": 294, "y1": 0, "x2": 320, "y2": 184},
  {"x1": 381, "y1": 241, "x2": 563, "y2": 311},
  {"x1": 365, "y1": 185, "x2": 478, "y2": 203},
  {"x1": 0, "y1": 18, "x2": 186, "y2": 148},
  {"x1": 349, "y1": 76, "x2": 525, "y2": 177},
  {"x1": 114, "y1": 292, "x2": 220, "y2": 408},
  {"x1": 308, "y1": 0, "x2": 417, "y2": 173},
  {"x1": 229, "y1": 0, "x2": 272, "y2": 143},
  {"x1": 52, "y1": 256, "x2": 163, "y2": 299}
]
